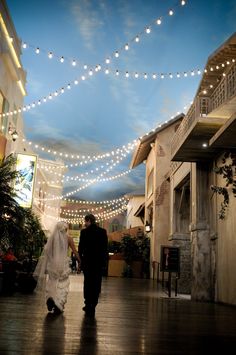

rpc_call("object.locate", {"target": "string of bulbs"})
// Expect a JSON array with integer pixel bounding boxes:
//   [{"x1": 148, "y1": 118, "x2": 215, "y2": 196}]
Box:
[
  {"x1": 20, "y1": 1, "x2": 187, "y2": 70},
  {"x1": 0, "y1": 1, "x2": 188, "y2": 120}
]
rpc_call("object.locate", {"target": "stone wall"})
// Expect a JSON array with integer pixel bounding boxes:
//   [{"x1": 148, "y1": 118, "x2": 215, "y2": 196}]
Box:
[{"x1": 169, "y1": 233, "x2": 191, "y2": 294}]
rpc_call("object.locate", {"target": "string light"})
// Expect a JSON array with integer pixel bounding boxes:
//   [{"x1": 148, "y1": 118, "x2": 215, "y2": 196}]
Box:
[
  {"x1": 46, "y1": 203, "x2": 127, "y2": 224},
  {"x1": 58, "y1": 196, "x2": 126, "y2": 207},
  {"x1": 35, "y1": 101, "x2": 198, "y2": 204},
  {"x1": 59, "y1": 201, "x2": 127, "y2": 218},
  {"x1": 21, "y1": 137, "x2": 137, "y2": 163},
  {"x1": 36, "y1": 169, "x2": 132, "y2": 201},
  {"x1": 17, "y1": 58, "x2": 228, "y2": 166},
  {"x1": 4, "y1": 33, "x2": 234, "y2": 119},
  {"x1": 21, "y1": 1, "x2": 187, "y2": 70},
  {"x1": 37, "y1": 155, "x2": 126, "y2": 184},
  {"x1": 0, "y1": 61, "x2": 210, "y2": 120}
]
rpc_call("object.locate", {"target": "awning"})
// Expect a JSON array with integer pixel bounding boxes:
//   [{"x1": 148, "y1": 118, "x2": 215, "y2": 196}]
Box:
[{"x1": 134, "y1": 203, "x2": 145, "y2": 218}]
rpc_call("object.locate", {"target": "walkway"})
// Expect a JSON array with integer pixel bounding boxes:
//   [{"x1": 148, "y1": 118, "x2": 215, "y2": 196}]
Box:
[{"x1": 0, "y1": 275, "x2": 236, "y2": 354}]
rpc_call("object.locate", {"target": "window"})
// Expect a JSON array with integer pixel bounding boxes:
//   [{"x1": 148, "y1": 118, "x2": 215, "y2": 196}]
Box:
[
  {"x1": 110, "y1": 218, "x2": 120, "y2": 232},
  {"x1": 0, "y1": 94, "x2": 10, "y2": 135},
  {"x1": 174, "y1": 177, "x2": 190, "y2": 234},
  {"x1": 147, "y1": 169, "x2": 154, "y2": 198}
]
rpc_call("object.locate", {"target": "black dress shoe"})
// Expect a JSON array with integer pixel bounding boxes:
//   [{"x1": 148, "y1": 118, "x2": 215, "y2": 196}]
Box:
[
  {"x1": 53, "y1": 304, "x2": 62, "y2": 314},
  {"x1": 46, "y1": 297, "x2": 55, "y2": 311},
  {"x1": 83, "y1": 306, "x2": 95, "y2": 316}
]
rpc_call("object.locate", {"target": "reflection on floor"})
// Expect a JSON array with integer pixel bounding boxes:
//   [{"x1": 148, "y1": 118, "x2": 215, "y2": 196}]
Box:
[{"x1": 0, "y1": 274, "x2": 236, "y2": 354}]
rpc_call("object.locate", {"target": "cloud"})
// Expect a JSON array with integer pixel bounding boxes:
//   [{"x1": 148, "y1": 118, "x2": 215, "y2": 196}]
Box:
[
  {"x1": 108, "y1": 76, "x2": 151, "y2": 136},
  {"x1": 70, "y1": 0, "x2": 104, "y2": 50},
  {"x1": 24, "y1": 70, "x2": 44, "y2": 96},
  {"x1": 63, "y1": 164, "x2": 145, "y2": 200}
]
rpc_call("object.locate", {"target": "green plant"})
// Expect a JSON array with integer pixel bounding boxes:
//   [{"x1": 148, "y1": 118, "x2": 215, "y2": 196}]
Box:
[
  {"x1": 120, "y1": 233, "x2": 150, "y2": 278},
  {"x1": 211, "y1": 152, "x2": 236, "y2": 219},
  {"x1": 121, "y1": 234, "x2": 140, "y2": 264}
]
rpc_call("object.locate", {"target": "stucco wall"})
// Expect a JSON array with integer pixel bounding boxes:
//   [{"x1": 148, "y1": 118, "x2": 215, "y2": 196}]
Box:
[{"x1": 126, "y1": 195, "x2": 145, "y2": 229}]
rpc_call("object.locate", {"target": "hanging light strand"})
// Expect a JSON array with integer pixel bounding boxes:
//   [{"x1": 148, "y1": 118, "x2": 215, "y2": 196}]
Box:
[
  {"x1": 20, "y1": 1, "x2": 187, "y2": 70},
  {"x1": 35, "y1": 169, "x2": 132, "y2": 201},
  {"x1": 22, "y1": 137, "x2": 137, "y2": 163},
  {"x1": 1, "y1": 56, "x2": 235, "y2": 121},
  {"x1": 1, "y1": 1, "x2": 189, "y2": 119}
]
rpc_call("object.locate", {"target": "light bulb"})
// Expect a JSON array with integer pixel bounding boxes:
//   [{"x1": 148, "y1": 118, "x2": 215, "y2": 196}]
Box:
[
  {"x1": 169, "y1": 9, "x2": 174, "y2": 16},
  {"x1": 156, "y1": 18, "x2": 162, "y2": 25}
]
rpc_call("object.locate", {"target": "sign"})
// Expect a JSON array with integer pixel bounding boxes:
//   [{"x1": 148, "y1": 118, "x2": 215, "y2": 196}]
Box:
[
  {"x1": 14, "y1": 153, "x2": 37, "y2": 208},
  {"x1": 160, "y1": 245, "x2": 180, "y2": 273}
]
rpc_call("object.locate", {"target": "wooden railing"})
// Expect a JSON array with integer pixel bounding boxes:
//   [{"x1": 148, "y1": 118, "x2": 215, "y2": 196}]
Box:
[{"x1": 171, "y1": 64, "x2": 236, "y2": 156}]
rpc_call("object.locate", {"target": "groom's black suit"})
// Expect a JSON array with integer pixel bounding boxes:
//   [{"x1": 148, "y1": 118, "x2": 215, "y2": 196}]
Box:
[{"x1": 79, "y1": 223, "x2": 108, "y2": 312}]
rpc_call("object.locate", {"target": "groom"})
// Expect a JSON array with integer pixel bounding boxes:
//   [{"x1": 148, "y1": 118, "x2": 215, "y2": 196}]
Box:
[{"x1": 79, "y1": 214, "x2": 108, "y2": 316}]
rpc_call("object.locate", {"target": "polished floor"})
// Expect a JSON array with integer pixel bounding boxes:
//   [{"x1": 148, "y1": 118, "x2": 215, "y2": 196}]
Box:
[{"x1": 0, "y1": 275, "x2": 236, "y2": 354}]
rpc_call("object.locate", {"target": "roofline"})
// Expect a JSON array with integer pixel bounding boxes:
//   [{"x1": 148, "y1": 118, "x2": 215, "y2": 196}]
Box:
[
  {"x1": 130, "y1": 113, "x2": 184, "y2": 169},
  {"x1": 196, "y1": 32, "x2": 236, "y2": 96}
]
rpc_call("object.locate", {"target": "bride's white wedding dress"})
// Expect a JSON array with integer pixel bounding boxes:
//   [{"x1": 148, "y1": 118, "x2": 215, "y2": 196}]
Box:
[{"x1": 33, "y1": 222, "x2": 71, "y2": 312}]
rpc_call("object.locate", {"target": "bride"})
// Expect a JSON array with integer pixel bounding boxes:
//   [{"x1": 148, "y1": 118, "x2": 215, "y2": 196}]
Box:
[{"x1": 33, "y1": 221, "x2": 80, "y2": 314}]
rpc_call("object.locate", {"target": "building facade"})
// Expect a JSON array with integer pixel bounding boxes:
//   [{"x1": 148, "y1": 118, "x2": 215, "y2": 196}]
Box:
[
  {"x1": 130, "y1": 114, "x2": 191, "y2": 292},
  {"x1": 0, "y1": 0, "x2": 26, "y2": 160},
  {"x1": 0, "y1": 1, "x2": 65, "y2": 236},
  {"x1": 170, "y1": 33, "x2": 236, "y2": 304}
]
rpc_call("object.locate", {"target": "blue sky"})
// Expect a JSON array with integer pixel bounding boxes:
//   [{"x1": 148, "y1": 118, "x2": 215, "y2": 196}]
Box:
[{"x1": 6, "y1": 0, "x2": 236, "y2": 200}]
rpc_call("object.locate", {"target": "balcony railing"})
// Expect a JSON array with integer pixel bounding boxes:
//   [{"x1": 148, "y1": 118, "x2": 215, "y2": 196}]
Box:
[{"x1": 171, "y1": 64, "x2": 236, "y2": 156}]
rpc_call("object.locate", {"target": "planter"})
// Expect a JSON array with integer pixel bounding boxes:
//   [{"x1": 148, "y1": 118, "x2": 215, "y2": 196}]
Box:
[{"x1": 108, "y1": 259, "x2": 125, "y2": 277}]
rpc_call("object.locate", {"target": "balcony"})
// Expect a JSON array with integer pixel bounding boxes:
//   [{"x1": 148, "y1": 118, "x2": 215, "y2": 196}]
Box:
[{"x1": 171, "y1": 33, "x2": 236, "y2": 162}]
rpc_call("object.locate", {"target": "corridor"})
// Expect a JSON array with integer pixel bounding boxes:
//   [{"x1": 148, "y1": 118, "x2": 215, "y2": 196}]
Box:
[{"x1": 0, "y1": 275, "x2": 236, "y2": 354}]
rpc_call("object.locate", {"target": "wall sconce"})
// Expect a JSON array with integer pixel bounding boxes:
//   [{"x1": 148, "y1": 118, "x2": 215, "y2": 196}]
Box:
[
  {"x1": 145, "y1": 221, "x2": 151, "y2": 233},
  {"x1": 8, "y1": 124, "x2": 14, "y2": 136},
  {"x1": 8, "y1": 124, "x2": 18, "y2": 141},
  {"x1": 12, "y1": 130, "x2": 18, "y2": 141}
]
